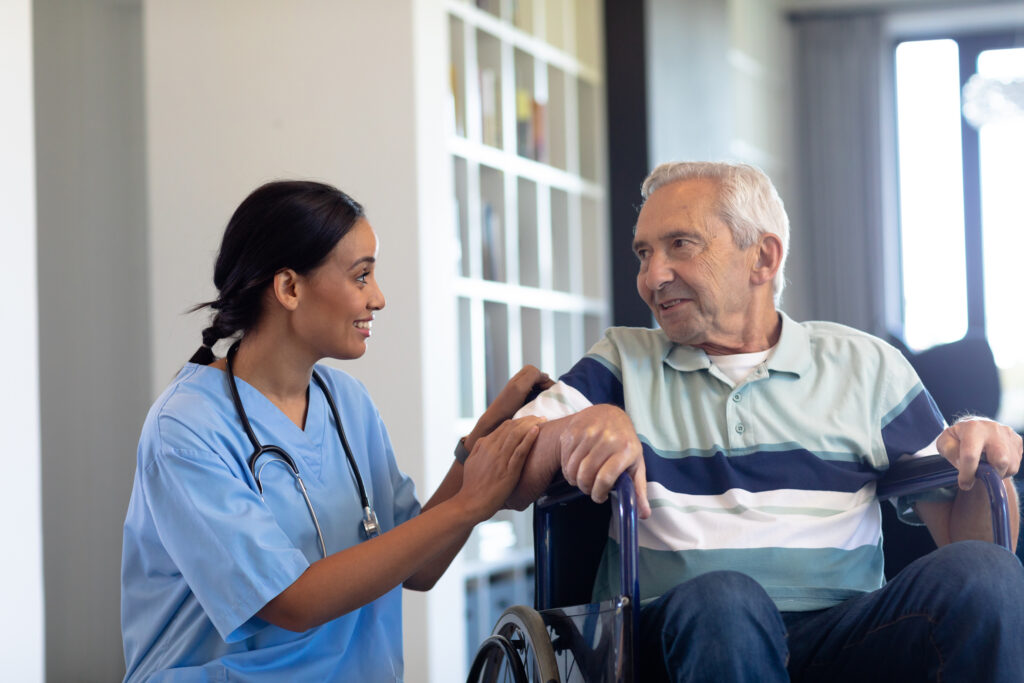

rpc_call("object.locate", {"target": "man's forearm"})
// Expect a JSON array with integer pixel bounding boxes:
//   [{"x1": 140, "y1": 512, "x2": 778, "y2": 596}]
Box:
[
  {"x1": 504, "y1": 416, "x2": 571, "y2": 510},
  {"x1": 919, "y1": 479, "x2": 1020, "y2": 549},
  {"x1": 949, "y1": 478, "x2": 1020, "y2": 548}
]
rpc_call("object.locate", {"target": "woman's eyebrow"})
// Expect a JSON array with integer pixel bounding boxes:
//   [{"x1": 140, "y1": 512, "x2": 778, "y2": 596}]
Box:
[{"x1": 349, "y1": 255, "x2": 376, "y2": 269}]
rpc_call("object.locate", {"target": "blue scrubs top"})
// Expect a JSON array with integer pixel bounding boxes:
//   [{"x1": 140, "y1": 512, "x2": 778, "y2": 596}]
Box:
[{"x1": 121, "y1": 363, "x2": 420, "y2": 682}]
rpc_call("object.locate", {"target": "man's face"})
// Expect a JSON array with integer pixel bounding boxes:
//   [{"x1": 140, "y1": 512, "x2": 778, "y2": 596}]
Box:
[{"x1": 633, "y1": 178, "x2": 759, "y2": 349}]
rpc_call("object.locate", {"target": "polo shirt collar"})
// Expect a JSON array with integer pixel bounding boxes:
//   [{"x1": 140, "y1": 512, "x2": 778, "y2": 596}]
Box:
[
  {"x1": 765, "y1": 311, "x2": 811, "y2": 377},
  {"x1": 661, "y1": 310, "x2": 810, "y2": 378}
]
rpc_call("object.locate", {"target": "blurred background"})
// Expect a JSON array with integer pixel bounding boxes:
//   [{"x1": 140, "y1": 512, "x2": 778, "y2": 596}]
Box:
[{"x1": 3, "y1": 0, "x2": 1022, "y2": 680}]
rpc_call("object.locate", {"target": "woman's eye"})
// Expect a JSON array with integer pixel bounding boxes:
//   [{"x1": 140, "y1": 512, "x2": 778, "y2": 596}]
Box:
[{"x1": 356, "y1": 271, "x2": 369, "y2": 284}]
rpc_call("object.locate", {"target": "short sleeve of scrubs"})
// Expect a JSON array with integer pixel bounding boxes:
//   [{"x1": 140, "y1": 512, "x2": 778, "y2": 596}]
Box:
[{"x1": 143, "y1": 443, "x2": 310, "y2": 642}]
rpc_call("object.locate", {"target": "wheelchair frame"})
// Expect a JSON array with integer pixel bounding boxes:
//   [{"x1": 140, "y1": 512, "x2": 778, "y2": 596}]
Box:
[{"x1": 467, "y1": 455, "x2": 1012, "y2": 683}]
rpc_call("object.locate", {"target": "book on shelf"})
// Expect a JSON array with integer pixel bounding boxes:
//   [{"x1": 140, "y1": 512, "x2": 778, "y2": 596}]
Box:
[
  {"x1": 532, "y1": 98, "x2": 548, "y2": 164},
  {"x1": 516, "y1": 88, "x2": 535, "y2": 159},
  {"x1": 449, "y1": 63, "x2": 464, "y2": 137},
  {"x1": 480, "y1": 68, "x2": 499, "y2": 147}
]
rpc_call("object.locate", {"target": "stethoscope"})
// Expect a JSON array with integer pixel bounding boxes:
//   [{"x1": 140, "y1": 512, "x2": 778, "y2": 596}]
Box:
[{"x1": 225, "y1": 341, "x2": 381, "y2": 560}]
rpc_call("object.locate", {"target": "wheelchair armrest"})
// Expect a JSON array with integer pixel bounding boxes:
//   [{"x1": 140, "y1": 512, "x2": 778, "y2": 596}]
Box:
[
  {"x1": 876, "y1": 454, "x2": 1012, "y2": 551},
  {"x1": 534, "y1": 474, "x2": 640, "y2": 612}
]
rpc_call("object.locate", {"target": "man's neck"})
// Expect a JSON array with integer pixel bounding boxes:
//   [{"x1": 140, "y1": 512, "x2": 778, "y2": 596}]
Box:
[{"x1": 698, "y1": 309, "x2": 782, "y2": 356}]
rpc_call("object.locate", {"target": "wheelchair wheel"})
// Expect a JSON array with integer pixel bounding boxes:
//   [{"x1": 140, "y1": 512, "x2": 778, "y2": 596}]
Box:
[
  {"x1": 493, "y1": 605, "x2": 560, "y2": 683},
  {"x1": 467, "y1": 635, "x2": 530, "y2": 683}
]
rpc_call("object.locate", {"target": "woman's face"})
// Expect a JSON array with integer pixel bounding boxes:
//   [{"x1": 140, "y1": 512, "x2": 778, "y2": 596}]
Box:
[{"x1": 293, "y1": 218, "x2": 386, "y2": 360}]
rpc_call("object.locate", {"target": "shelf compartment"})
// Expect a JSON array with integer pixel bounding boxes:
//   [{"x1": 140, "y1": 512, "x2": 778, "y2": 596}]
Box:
[
  {"x1": 477, "y1": 29, "x2": 504, "y2": 149},
  {"x1": 453, "y1": 156, "x2": 471, "y2": 278},
  {"x1": 550, "y1": 188, "x2": 572, "y2": 292},
  {"x1": 479, "y1": 165, "x2": 507, "y2": 282},
  {"x1": 517, "y1": 177, "x2": 540, "y2": 287},
  {"x1": 580, "y1": 194, "x2": 607, "y2": 298},
  {"x1": 484, "y1": 300, "x2": 510, "y2": 405},
  {"x1": 458, "y1": 296, "x2": 476, "y2": 418}
]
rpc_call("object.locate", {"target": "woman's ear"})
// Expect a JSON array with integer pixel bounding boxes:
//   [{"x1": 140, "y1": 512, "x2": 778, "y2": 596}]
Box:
[
  {"x1": 272, "y1": 268, "x2": 302, "y2": 311},
  {"x1": 750, "y1": 233, "x2": 783, "y2": 287}
]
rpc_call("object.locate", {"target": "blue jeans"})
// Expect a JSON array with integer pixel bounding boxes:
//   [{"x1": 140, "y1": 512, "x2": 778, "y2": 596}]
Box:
[{"x1": 638, "y1": 541, "x2": 1024, "y2": 682}]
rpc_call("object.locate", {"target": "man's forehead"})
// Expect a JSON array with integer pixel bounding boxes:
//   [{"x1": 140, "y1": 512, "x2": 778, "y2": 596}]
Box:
[{"x1": 635, "y1": 195, "x2": 713, "y2": 237}]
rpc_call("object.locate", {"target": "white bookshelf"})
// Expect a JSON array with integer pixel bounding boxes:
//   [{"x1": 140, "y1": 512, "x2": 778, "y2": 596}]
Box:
[{"x1": 446, "y1": 0, "x2": 610, "y2": 668}]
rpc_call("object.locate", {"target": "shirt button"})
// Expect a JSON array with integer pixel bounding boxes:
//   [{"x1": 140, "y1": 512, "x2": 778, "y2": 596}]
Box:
[
  {"x1": 732, "y1": 393, "x2": 742, "y2": 402},
  {"x1": 735, "y1": 423, "x2": 745, "y2": 434}
]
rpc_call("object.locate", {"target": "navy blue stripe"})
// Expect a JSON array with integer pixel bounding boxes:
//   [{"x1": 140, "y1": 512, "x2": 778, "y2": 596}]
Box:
[
  {"x1": 559, "y1": 356, "x2": 625, "y2": 408},
  {"x1": 881, "y1": 388, "x2": 944, "y2": 464},
  {"x1": 644, "y1": 446, "x2": 878, "y2": 495}
]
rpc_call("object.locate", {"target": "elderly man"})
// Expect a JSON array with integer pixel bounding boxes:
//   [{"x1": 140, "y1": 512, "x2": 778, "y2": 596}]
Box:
[{"x1": 510, "y1": 161, "x2": 1024, "y2": 682}]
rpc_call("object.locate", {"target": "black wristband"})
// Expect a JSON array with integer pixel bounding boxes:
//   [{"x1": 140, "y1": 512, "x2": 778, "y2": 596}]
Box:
[{"x1": 454, "y1": 436, "x2": 470, "y2": 464}]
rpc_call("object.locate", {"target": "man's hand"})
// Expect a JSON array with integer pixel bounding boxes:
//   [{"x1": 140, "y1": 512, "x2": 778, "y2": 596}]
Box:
[
  {"x1": 936, "y1": 417, "x2": 1022, "y2": 490},
  {"x1": 558, "y1": 404, "x2": 651, "y2": 519}
]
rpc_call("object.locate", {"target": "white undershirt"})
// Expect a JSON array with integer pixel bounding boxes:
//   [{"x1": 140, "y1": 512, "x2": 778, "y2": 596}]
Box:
[{"x1": 708, "y1": 347, "x2": 774, "y2": 385}]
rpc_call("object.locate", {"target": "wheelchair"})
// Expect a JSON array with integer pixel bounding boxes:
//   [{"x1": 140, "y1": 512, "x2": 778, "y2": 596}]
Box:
[{"x1": 465, "y1": 456, "x2": 1012, "y2": 683}]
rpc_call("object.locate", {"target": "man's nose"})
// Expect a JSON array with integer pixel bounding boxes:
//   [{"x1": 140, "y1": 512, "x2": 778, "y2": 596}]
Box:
[{"x1": 644, "y1": 251, "x2": 675, "y2": 290}]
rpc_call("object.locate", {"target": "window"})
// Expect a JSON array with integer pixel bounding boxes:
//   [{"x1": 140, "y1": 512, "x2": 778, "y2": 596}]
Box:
[{"x1": 894, "y1": 34, "x2": 1024, "y2": 427}]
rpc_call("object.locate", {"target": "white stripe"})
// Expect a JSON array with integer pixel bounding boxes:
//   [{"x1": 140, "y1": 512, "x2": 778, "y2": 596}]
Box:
[
  {"x1": 514, "y1": 381, "x2": 593, "y2": 420},
  {"x1": 612, "y1": 482, "x2": 880, "y2": 552}
]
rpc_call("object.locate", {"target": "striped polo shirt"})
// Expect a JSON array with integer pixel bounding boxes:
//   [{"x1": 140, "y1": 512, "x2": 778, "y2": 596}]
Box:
[{"x1": 520, "y1": 312, "x2": 946, "y2": 612}]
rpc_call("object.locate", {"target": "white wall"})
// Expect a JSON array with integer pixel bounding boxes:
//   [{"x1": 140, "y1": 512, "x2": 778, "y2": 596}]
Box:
[
  {"x1": 0, "y1": 0, "x2": 44, "y2": 679},
  {"x1": 644, "y1": 0, "x2": 811, "y2": 320}
]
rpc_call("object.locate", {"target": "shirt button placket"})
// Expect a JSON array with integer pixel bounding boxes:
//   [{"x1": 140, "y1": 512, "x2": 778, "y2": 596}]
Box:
[{"x1": 727, "y1": 389, "x2": 746, "y2": 447}]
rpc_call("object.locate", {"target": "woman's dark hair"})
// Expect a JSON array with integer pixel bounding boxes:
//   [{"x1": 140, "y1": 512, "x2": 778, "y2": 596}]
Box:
[{"x1": 188, "y1": 180, "x2": 365, "y2": 365}]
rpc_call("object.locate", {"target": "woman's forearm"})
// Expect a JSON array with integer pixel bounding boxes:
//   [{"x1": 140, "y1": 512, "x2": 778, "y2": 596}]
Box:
[
  {"x1": 259, "y1": 494, "x2": 479, "y2": 631},
  {"x1": 403, "y1": 461, "x2": 471, "y2": 590}
]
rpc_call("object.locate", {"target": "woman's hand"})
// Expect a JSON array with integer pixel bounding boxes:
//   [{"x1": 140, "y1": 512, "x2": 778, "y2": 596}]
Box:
[
  {"x1": 465, "y1": 366, "x2": 553, "y2": 450},
  {"x1": 456, "y1": 416, "x2": 545, "y2": 523}
]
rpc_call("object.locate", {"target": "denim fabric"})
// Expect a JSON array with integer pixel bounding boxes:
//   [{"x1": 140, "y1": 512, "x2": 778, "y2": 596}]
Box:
[{"x1": 639, "y1": 541, "x2": 1024, "y2": 682}]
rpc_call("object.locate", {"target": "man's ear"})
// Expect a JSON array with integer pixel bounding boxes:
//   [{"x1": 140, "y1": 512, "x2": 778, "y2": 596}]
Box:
[
  {"x1": 750, "y1": 233, "x2": 783, "y2": 287},
  {"x1": 272, "y1": 268, "x2": 301, "y2": 311}
]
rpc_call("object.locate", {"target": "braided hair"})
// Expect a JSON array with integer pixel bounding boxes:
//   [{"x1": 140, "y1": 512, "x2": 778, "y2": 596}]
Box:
[{"x1": 189, "y1": 180, "x2": 365, "y2": 365}]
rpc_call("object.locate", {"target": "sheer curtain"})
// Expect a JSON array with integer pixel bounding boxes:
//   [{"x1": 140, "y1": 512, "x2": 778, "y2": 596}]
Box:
[{"x1": 791, "y1": 12, "x2": 896, "y2": 336}]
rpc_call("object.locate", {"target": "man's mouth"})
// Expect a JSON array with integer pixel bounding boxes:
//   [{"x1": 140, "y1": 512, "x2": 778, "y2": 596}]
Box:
[{"x1": 658, "y1": 298, "x2": 688, "y2": 310}]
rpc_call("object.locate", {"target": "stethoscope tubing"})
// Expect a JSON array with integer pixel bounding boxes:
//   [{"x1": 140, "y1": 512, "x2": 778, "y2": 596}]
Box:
[{"x1": 225, "y1": 340, "x2": 379, "y2": 557}]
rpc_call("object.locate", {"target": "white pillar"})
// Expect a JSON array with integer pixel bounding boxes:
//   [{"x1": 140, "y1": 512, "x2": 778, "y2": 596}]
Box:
[{"x1": 0, "y1": 0, "x2": 45, "y2": 679}]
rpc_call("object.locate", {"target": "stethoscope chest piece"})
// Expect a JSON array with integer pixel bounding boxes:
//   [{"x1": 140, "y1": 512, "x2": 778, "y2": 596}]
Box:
[{"x1": 362, "y1": 507, "x2": 381, "y2": 538}]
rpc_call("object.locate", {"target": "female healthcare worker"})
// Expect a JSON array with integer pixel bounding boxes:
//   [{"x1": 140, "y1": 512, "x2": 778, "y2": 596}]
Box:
[{"x1": 121, "y1": 180, "x2": 549, "y2": 682}]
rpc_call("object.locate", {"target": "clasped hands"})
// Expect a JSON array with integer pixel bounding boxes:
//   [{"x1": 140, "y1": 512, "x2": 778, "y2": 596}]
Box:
[{"x1": 462, "y1": 368, "x2": 651, "y2": 519}]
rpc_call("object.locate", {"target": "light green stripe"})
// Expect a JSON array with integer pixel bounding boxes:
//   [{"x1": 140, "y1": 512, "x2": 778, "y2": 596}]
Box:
[
  {"x1": 880, "y1": 382, "x2": 924, "y2": 430},
  {"x1": 649, "y1": 498, "x2": 847, "y2": 518},
  {"x1": 593, "y1": 540, "x2": 884, "y2": 612},
  {"x1": 639, "y1": 436, "x2": 866, "y2": 464}
]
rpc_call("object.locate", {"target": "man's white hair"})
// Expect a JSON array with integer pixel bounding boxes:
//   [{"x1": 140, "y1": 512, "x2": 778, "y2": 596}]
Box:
[{"x1": 641, "y1": 161, "x2": 790, "y2": 304}]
